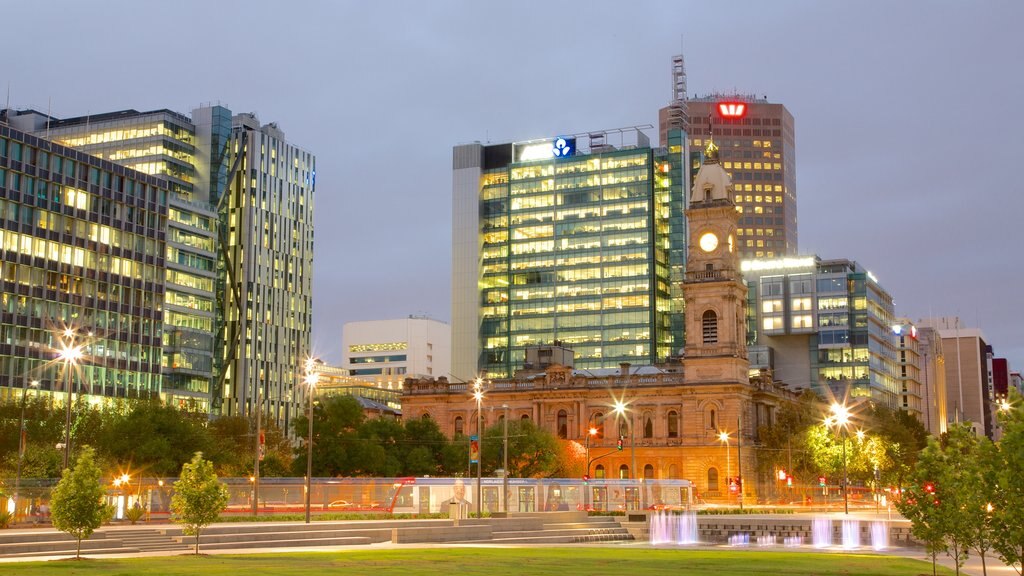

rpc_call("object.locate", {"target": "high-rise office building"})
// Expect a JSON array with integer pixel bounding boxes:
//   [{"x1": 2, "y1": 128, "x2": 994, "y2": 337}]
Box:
[
  {"x1": 658, "y1": 56, "x2": 797, "y2": 260},
  {"x1": 452, "y1": 129, "x2": 688, "y2": 380},
  {"x1": 0, "y1": 122, "x2": 166, "y2": 401},
  {"x1": 742, "y1": 256, "x2": 899, "y2": 408},
  {"x1": 219, "y1": 113, "x2": 315, "y2": 431},
  {"x1": 918, "y1": 317, "x2": 995, "y2": 438},
  {"x1": 4, "y1": 105, "x2": 315, "y2": 429}
]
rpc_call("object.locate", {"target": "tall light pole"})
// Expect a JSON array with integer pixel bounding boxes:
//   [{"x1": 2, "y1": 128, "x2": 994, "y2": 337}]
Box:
[
  {"x1": 612, "y1": 400, "x2": 635, "y2": 480},
  {"x1": 828, "y1": 402, "x2": 851, "y2": 515},
  {"x1": 58, "y1": 329, "x2": 84, "y2": 470},
  {"x1": 736, "y1": 413, "x2": 744, "y2": 511},
  {"x1": 473, "y1": 377, "x2": 484, "y2": 518},
  {"x1": 13, "y1": 379, "x2": 39, "y2": 518},
  {"x1": 718, "y1": 430, "x2": 731, "y2": 496},
  {"x1": 304, "y1": 359, "x2": 320, "y2": 524},
  {"x1": 502, "y1": 403, "x2": 509, "y2": 513}
]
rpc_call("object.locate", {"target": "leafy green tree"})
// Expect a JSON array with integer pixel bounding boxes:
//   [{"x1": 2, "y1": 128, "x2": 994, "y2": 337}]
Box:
[
  {"x1": 170, "y1": 452, "x2": 229, "y2": 555},
  {"x1": 100, "y1": 401, "x2": 213, "y2": 477},
  {"x1": 291, "y1": 395, "x2": 365, "y2": 476},
  {"x1": 403, "y1": 416, "x2": 452, "y2": 475},
  {"x1": 481, "y1": 420, "x2": 559, "y2": 478},
  {"x1": 896, "y1": 436, "x2": 951, "y2": 576},
  {"x1": 993, "y1": 390, "x2": 1024, "y2": 576},
  {"x1": 50, "y1": 446, "x2": 108, "y2": 559}
]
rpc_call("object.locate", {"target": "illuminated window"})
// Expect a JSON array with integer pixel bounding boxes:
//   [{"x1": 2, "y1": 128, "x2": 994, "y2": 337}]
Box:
[
  {"x1": 763, "y1": 317, "x2": 784, "y2": 331},
  {"x1": 792, "y1": 314, "x2": 814, "y2": 329}
]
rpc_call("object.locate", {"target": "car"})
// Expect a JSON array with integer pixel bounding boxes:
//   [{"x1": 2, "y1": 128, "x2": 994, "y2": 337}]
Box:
[{"x1": 328, "y1": 499, "x2": 356, "y2": 509}]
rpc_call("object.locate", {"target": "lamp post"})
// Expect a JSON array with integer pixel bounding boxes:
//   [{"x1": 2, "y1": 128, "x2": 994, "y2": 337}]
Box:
[
  {"x1": 58, "y1": 329, "x2": 84, "y2": 470},
  {"x1": 304, "y1": 359, "x2": 320, "y2": 524},
  {"x1": 502, "y1": 403, "x2": 509, "y2": 513},
  {"x1": 473, "y1": 378, "x2": 484, "y2": 518},
  {"x1": 827, "y1": 402, "x2": 851, "y2": 515},
  {"x1": 13, "y1": 379, "x2": 40, "y2": 519},
  {"x1": 718, "y1": 431, "x2": 731, "y2": 496},
  {"x1": 612, "y1": 400, "x2": 635, "y2": 480}
]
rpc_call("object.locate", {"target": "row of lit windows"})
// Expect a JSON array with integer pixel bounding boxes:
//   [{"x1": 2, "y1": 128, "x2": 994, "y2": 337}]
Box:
[
  {"x1": 723, "y1": 161, "x2": 782, "y2": 171},
  {"x1": 736, "y1": 228, "x2": 777, "y2": 237},
  {"x1": 0, "y1": 229, "x2": 159, "y2": 282},
  {"x1": 0, "y1": 357, "x2": 160, "y2": 393},
  {"x1": 0, "y1": 266, "x2": 159, "y2": 314},
  {"x1": 349, "y1": 342, "x2": 408, "y2": 353},
  {"x1": 53, "y1": 121, "x2": 195, "y2": 148},
  {"x1": 165, "y1": 289, "x2": 214, "y2": 313},
  {"x1": 1, "y1": 292, "x2": 158, "y2": 339},
  {"x1": 736, "y1": 195, "x2": 784, "y2": 204},
  {"x1": 509, "y1": 154, "x2": 647, "y2": 181}
]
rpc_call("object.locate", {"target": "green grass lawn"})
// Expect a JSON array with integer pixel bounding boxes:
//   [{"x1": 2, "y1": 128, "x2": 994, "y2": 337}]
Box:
[{"x1": 1, "y1": 548, "x2": 954, "y2": 575}]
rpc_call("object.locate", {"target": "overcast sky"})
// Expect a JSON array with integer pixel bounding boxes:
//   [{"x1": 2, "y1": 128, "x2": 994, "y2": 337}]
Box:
[{"x1": 4, "y1": 1, "x2": 1022, "y2": 368}]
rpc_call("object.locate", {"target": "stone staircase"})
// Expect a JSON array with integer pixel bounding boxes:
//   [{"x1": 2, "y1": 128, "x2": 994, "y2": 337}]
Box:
[{"x1": 0, "y1": 514, "x2": 633, "y2": 558}]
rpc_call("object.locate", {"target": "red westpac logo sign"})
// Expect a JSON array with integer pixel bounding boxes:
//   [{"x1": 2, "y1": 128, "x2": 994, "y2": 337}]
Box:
[{"x1": 717, "y1": 102, "x2": 747, "y2": 119}]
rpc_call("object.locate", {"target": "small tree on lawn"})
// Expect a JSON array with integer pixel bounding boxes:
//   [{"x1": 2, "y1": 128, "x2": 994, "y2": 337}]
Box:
[
  {"x1": 896, "y1": 436, "x2": 950, "y2": 576},
  {"x1": 171, "y1": 452, "x2": 229, "y2": 554},
  {"x1": 993, "y1": 390, "x2": 1024, "y2": 576},
  {"x1": 50, "y1": 446, "x2": 107, "y2": 559}
]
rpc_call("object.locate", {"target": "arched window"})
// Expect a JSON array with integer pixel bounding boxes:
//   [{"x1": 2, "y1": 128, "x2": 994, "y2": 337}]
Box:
[
  {"x1": 667, "y1": 411, "x2": 679, "y2": 438},
  {"x1": 421, "y1": 412, "x2": 431, "y2": 420},
  {"x1": 454, "y1": 416, "x2": 464, "y2": 435},
  {"x1": 592, "y1": 412, "x2": 604, "y2": 439},
  {"x1": 702, "y1": 309, "x2": 718, "y2": 344},
  {"x1": 709, "y1": 409, "x2": 717, "y2": 430},
  {"x1": 619, "y1": 465, "x2": 630, "y2": 479},
  {"x1": 521, "y1": 414, "x2": 530, "y2": 421},
  {"x1": 644, "y1": 416, "x2": 653, "y2": 439},
  {"x1": 644, "y1": 464, "x2": 654, "y2": 479},
  {"x1": 557, "y1": 410, "x2": 568, "y2": 439},
  {"x1": 618, "y1": 418, "x2": 629, "y2": 439},
  {"x1": 668, "y1": 464, "x2": 679, "y2": 479},
  {"x1": 708, "y1": 467, "x2": 719, "y2": 491},
  {"x1": 595, "y1": 464, "x2": 605, "y2": 479}
]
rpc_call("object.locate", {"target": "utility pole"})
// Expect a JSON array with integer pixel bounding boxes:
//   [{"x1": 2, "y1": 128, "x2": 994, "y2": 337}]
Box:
[
  {"x1": 737, "y1": 412, "x2": 744, "y2": 511},
  {"x1": 502, "y1": 404, "x2": 509, "y2": 513}
]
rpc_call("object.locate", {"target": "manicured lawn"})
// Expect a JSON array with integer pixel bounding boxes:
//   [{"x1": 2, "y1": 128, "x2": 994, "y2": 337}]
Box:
[{"x1": 1, "y1": 547, "x2": 954, "y2": 575}]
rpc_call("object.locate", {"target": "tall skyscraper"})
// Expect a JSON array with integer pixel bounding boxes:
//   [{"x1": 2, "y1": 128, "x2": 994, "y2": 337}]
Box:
[
  {"x1": 452, "y1": 129, "x2": 688, "y2": 380},
  {"x1": 219, "y1": 113, "x2": 315, "y2": 431},
  {"x1": 0, "y1": 122, "x2": 167, "y2": 401},
  {"x1": 659, "y1": 56, "x2": 797, "y2": 260},
  {"x1": 7, "y1": 108, "x2": 225, "y2": 410},
  {"x1": 3, "y1": 105, "x2": 316, "y2": 430}
]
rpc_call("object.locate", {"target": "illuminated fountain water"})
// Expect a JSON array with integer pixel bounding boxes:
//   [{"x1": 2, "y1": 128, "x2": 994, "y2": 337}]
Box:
[
  {"x1": 728, "y1": 533, "x2": 750, "y2": 546},
  {"x1": 841, "y1": 519, "x2": 861, "y2": 549},
  {"x1": 871, "y1": 521, "x2": 889, "y2": 550},
  {"x1": 648, "y1": 510, "x2": 699, "y2": 545},
  {"x1": 811, "y1": 517, "x2": 832, "y2": 548}
]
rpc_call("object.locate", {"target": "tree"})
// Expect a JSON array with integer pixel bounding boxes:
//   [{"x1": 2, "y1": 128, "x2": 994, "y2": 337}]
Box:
[
  {"x1": 170, "y1": 452, "x2": 229, "y2": 555},
  {"x1": 993, "y1": 390, "x2": 1024, "y2": 576},
  {"x1": 50, "y1": 446, "x2": 109, "y2": 559},
  {"x1": 291, "y1": 395, "x2": 365, "y2": 476},
  {"x1": 896, "y1": 436, "x2": 950, "y2": 576},
  {"x1": 481, "y1": 420, "x2": 559, "y2": 478}
]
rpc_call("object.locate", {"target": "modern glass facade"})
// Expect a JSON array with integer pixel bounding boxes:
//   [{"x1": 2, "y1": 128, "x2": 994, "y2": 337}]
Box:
[
  {"x1": 15, "y1": 109, "x2": 226, "y2": 411},
  {"x1": 453, "y1": 130, "x2": 686, "y2": 379},
  {"x1": 219, "y1": 113, "x2": 315, "y2": 431},
  {"x1": 0, "y1": 125, "x2": 166, "y2": 401},
  {"x1": 744, "y1": 257, "x2": 899, "y2": 408}
]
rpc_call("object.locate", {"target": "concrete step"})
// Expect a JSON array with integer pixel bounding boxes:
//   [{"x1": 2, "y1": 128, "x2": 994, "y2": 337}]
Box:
[
  {"x1": 187, "y1": 528, "x2": 389, "y2": 545},
  {"x1": 190, "y1": 536, "x2": 373, "y2": 551},
  {"x1": 0, "y1": 537, "x2": 128, "y2": 556},
  {"x1": 493, "y1": 527, "x2": 628, "y2": 539},
  {"x1": 2, "y1": 546, "x2": 140, "y2": 558}
]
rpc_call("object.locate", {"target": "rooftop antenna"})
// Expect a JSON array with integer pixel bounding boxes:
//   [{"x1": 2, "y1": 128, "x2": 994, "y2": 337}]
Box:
[{"x1": 46, "y1": 97, "x2": 51, "y2": 139}]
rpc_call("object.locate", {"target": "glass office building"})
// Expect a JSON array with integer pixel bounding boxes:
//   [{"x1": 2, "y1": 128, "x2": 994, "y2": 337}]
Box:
[
  {"x1": 452, "y1": 129, "x2": 687, "y2": 379},
  {"x1": 742, "y1": 256, "x2": 899, "y2": 407},
  {"x1": 7, "y1": 108, "x2": 227, "y2": 411},
  {"x1": 0, "y1": 123, "x2": 166, "y2": 401}
]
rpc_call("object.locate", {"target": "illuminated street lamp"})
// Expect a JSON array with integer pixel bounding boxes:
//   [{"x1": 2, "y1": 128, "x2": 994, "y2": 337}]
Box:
[
  {"x1": 58, "y1": 329, "x2": 84, "y2": 470},
  {"x1": 612, "y1": 400, "x2": 635, "y2": 480},
  {"x1": 473, "y1": 377, "x2": 484, "y2": 518},
  {"x1": 304, "y1": 359, "x2": 320, "y2": 524},
  {"x1": 718, "y1": 430, "x2": 732, "y2": 494},
  {"x1": 12, "y1": 379, "x2": 40, "y2": 518},
  {"x1": 827, "y1": 402, "x2": 851, "y2": 515}
]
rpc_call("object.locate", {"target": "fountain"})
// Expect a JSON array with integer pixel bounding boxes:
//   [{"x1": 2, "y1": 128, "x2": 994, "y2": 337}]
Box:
[
  {"x1": 728, "y1": 533, "x2": 750, "y2": 546},
  {"x1": 841, "y1": 519, "x2": 861, "y2": 549},
  {"x1": 811, "y1": 517, "x2": 832, "y2": 548},
  {"x1": 783, "y1": 536, "x2": 803, "y2": 547},
  {"x1": 756, "y1": 535, "x2": 775, "y2": 547},
  {"x1": 871, "y1": 521, "x2": 889, "y2": 550},
  {"x1": 648, "y1": 510, "x2": 699, "y2": 545}
]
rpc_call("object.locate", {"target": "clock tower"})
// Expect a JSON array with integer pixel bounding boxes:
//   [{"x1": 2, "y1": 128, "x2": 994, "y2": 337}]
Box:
[{"x1": 683, "y1": 140, "x2": 749, "y2": 385}]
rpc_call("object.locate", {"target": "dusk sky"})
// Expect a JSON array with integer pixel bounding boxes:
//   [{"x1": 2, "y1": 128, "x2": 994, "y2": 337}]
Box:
[{"x1": 5, "y1": 1, "x2": 1022, "y2": 367}]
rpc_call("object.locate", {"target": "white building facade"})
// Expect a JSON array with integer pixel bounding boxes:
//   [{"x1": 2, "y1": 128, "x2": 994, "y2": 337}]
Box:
[{"x1": 342, "y1": 317, "x2": 450, "y2": 390}]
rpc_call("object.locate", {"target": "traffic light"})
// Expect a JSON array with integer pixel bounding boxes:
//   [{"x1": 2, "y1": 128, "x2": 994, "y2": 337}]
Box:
[
  {"x1": 728, "y1": 477, "x2": 738, "y2": 493},
  {"x1": 819, "y1": 476, "x2": 826, "y2": 487},
  {"x1": 786, "y1": 475, "x2": 793, "y2": 487},
  {"x1": 582, "y1": 474, "x2": 590, "y2": 484},
  {"x1": 617, "y1": 436, "x2": 624, "y2": 451},
  {"x1": 924, "y1": 482, "x2": 935, "y2": 494}
]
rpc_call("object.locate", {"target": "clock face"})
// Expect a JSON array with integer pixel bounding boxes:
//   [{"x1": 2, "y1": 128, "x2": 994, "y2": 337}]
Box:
[{"x1": 699, "y1": 232, "x2": 719, "y2": 253}]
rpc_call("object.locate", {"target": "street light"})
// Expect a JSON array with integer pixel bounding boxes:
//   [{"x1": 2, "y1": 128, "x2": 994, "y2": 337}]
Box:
[
  {"x1": 718, "y1": 431, "x2": 732, "y2": 496},
  {"x1": 304, "y1": 359, "x2": 320, "y2": 524},
  {"x1": 502, "y1": 403, "x2": 509, "y2": 513},
  {"x1": 473, "y1": 378, "x2": 484, "y2": 518},
  {"x1": 611, "y1": 400, "x2": 635, "y2": 480},
  {"x1": 58, "y1": 329, "x2": 84, "y2": 470},
  {"x1": 12, "y1": 379, "x2": 40, "y2": 518},
  {"x1": 827, "y1": 402, "x2": 851, "y2": 515}
]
